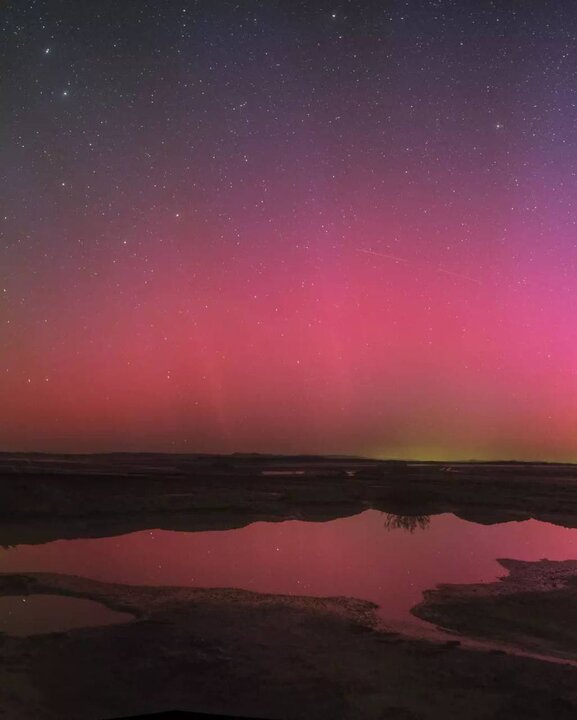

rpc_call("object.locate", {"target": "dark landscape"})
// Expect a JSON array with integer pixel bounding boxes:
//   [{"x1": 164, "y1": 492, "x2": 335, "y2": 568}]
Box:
[
  {"x1": 3, "y1": 453, "x2": 577, "y2": 545},
  {"x1": 4, "y1": 454, "x2": 577, "y2": 718}
]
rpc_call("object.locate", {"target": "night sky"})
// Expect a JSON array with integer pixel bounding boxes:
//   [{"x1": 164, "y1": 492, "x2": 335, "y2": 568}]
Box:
[{"x1": 2, "y1": 1, "x2": 577, "y2": 460}]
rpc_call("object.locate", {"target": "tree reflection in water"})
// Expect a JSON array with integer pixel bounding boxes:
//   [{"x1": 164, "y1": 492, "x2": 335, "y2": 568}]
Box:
[{"x1": 382, "y1": 513, "x2": 431, "y2": 533}]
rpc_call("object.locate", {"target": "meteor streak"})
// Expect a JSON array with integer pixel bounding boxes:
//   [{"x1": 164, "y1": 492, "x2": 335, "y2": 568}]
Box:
[{"x1": 358, "y1": 249, "x2": 483, "y2": 285}]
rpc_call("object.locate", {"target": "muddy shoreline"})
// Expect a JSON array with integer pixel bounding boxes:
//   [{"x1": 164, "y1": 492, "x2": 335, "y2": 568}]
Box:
[
  {"x1": 3, "y1": 571, "x2": 577, "y2": 719},
  {"x1": 413, "y1": 558, "x2": 577, "y2": 663}
]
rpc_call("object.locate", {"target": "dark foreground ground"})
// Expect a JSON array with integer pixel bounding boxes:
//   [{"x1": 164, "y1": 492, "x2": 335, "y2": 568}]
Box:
[
  {"x1": 3, "y1": 570, "x2": 577, "y2": 720},
  {"x1": 414, "y1": 558, "x2": 577, "y2": 663},
  {"x1": 3, "y1": 453, "x2": 577, "y2": 719}
]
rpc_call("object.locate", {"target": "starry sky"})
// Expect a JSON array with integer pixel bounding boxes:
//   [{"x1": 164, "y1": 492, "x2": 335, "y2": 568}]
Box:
[{"x1": 2, "y1": 0, "x2": 577, "y2": 460}]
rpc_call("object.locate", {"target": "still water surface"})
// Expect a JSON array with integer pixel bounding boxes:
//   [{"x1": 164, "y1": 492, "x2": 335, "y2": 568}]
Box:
[
  {"x1": 2, "y1": 510, "x2": 577, "y2": 635},
  {"x1": 0, "y1": 595, "x2": 135, "y2": 636}
]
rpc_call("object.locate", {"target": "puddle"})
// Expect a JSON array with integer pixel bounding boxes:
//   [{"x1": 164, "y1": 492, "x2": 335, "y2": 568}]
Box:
[
  {"x1": 2, "y1": 510, "x2": 577, "y2": 636},
  {"x1": 0, "y1": 594, "x2": 135, "y2": 636}
]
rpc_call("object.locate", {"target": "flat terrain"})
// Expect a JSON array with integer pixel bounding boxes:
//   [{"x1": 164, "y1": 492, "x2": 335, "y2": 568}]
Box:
[
  {"x1": 3, "y1": 453, "x2": 577, "y2": 546},
  {"x1": 2, "y1": 571, "x2": 577, "y2": 720},
  {"x1": 414, "y1": 558, "x2": 577, "y2": 663},
  {"x1": 4, "y1": 453, "x2": 577, "y2": 719}
]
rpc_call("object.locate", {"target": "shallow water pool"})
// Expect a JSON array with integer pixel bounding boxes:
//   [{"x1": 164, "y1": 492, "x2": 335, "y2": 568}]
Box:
[
  {"x1": 1, "y1": 510, "x2": 577, "y2": 635},
  {"x1": 0, "y1": 594, "x2": 135, "y2": 636}
]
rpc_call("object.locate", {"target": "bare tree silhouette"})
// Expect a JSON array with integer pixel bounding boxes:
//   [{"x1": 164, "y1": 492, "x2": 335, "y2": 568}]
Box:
[{"x1": 383, "y1": 513, "x2": 431, "y2": 533}]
